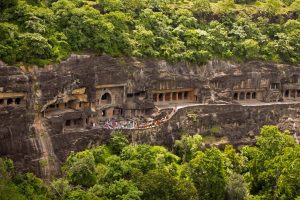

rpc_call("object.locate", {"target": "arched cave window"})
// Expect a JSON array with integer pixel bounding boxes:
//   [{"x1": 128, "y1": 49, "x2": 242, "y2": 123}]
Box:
[{"x1": 101, "y1": 93, "x2": 112, "y2": 104}]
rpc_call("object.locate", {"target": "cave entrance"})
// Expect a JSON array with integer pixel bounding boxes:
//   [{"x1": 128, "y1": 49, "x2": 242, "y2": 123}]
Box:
[
  {"x1": 65, "y1": 120, "x2": 71, "y2": 126},
  {"x1": 15, "y1": 98, "x2": 21, "y2": 105},
  {"x1": 165, "y1": 93, "x2": 171, "y2": 101},
  {"x1": 240, "y1": 92, "x2": 245, "y2": 100},
  {"x1": 271, "y1": 83, "x2": 280, "y2": 90},
  {"x1": 101, "y1": 93, "x2": 112, "y2": 104},
  {"x1": 7, "y1": 98, "x2": 13, "y2": 105},
  {"x1": 158, "y1": 93, "x2": 163, "y2": 101},
  {"x1": 184, "y1": 91, "x2": 189, "y2": 100},
  {"x1": 172, "y1": 92, "x2": 177, "y2": 101},
  {"x1": 246, "y1": 92, "x2": 251, "y2": 100},
  {"x1": 285, "y1": 90, "x2": 290, "y2": 97},
  {"x1": 178, "y1": 92, "x2": 183, "y2": 100},
  {"x1": 233, "y1": 93, "x2": 238, "y2": 100}
]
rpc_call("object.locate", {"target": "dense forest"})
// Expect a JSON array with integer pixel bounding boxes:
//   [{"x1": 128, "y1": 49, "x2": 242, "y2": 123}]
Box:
[
  {"x1": 0, "y1": 0, "x2": 300, "y2": 66},
  {"x1": 0, "y1": 126, "x2": 299, "y2": 200}
]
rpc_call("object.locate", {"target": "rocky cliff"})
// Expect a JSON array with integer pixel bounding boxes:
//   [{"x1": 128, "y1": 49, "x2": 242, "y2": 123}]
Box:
[{"x1": 0, "y1": 55, "x2": 300, "y2": 179}]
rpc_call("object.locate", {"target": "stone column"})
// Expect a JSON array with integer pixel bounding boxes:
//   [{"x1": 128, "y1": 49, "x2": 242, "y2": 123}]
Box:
[
  {"x1": 237, "y1": 93, "x2": 240, "y2": 101},
  {"x1": 163, "y1": 93, "x2": 165, "y2": 102},
  {"x1": 176, "y1": 93, "x2": 179, "y2": 101},
  {"x1": 123, "y1": 86, "x2": 127, "y2": 104}
]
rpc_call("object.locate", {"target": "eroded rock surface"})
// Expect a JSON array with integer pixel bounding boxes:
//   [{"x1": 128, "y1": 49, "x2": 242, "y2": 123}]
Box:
[{"x1": 1, "y1": 55, "x2": 300, "y2": 178}]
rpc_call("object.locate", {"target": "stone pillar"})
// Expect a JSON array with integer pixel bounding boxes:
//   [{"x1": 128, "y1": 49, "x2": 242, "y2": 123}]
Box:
[
  {"x1": 176, "y1": 93, "x2": 179, "y2": 101},
  {"x1": 237, "y1": 93, "x2": 240, "y2": 101},
  {"x1": 83, "y1": 118, "x2": 86, "y2": 128},
  {"x1": 3, "y1": 99, "x2": 7, "y2": 106},
  {"x1": 250, "y1": 92, "x2": 252, "y2": 100},
  {"x1": 163, "y1": 93, "x2": 165, "y2": 102}
]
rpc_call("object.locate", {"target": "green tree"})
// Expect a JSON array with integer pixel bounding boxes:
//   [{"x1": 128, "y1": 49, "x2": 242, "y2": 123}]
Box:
[
  {"x1": 0, "y1": 0, "x2": 18, "y2": 10},
  {"x1": 190, "y1": 148, "x2": 228, "y2": 200},
  {"x1": 261, "y1": 0, "x2": 283, "y2": 15},
  {"x1": 234, "y1": 39, "x2": 260, "y2": 60},
  {"x1": 109, "y1": 131, "x2": 129, "y2": 155},
  {"x1": 242, "y1": 126, "x2": 298, "y2": 199},
  {"x1": 107, "y1": 179, "x2": 142, "y2": 200},
  {"x1": 174, "y1": 134, "x2": 203, "y2": 162},
  {"x1": 63, "y1": 151, "x2": 97, "y2": 188},
  {"x1": 0, "y1": 158, "x2": 27, "y2": 200},
  {"x1": 137, "y1": 169, "x2": 197, "y2": 200},
  {"x1": 67, "y1": 188, "x2": 100, "y2": 200},
  {"x1": 13, "y1": 173, "x2": 50, "y2": 200},
  {"x1": 225, "y1": 173, "x2": 247, "y2": 200},
  {"x1": 49, "y1": 178, "x2": 72, "y2": 200},
  {"x1": 90, "y1": 179, "x2": 142, "y2": 200},
  {"x1": 224, "y1": 145, "x2": 245, "y2": 173},
  {"x1": 192, "y1": 0, "x2": 212, "y2": 17}
]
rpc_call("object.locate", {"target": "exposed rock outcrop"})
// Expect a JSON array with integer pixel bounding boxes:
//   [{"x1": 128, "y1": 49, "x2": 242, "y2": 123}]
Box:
[{"x1": 1, "y1": 55, "x2": 300, "y2": 178}]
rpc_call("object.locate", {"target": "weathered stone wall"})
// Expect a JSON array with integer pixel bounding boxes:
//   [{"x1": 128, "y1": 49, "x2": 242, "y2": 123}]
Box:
[
  {"x1": 51, "y1": 103, "x2": 300, "y2": 165},
  {"x1": 0, "y1": 64, "x2": 40, "y2": 173},
  {"x1": 1, "y1": 55, "x2": 300, "y2": 178}
]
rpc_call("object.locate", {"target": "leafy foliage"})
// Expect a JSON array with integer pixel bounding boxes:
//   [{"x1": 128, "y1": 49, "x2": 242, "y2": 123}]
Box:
[
  {"x1": 1, "y1": 125, "x2": 300, "y2": 199},
  {"x1": 0, "y1": 0, "x2": 300, "y2": 66}
]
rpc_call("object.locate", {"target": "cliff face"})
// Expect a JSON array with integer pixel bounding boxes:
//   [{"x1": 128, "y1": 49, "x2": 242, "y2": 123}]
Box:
[{"x1": 0, "y1": 55, "x2": 300, "y2": 178}]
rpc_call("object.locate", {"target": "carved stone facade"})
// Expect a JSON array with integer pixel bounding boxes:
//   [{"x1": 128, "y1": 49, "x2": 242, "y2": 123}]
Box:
[{"x1": 1, "y1": 56, "x2": 300, "y2": 178}]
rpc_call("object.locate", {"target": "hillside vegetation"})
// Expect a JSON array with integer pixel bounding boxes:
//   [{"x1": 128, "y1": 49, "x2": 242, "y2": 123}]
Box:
[
  {"x1": 0, "y1": 0, "x2": 300, "y2": 66},
  {"x1": 0, "y1": 126, "x2": 300, "y2": 199}
]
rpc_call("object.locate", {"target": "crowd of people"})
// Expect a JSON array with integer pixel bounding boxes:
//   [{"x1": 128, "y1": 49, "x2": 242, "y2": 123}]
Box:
[{"x1": 102, "y1": 107, "x2": 177, "y2": 130}]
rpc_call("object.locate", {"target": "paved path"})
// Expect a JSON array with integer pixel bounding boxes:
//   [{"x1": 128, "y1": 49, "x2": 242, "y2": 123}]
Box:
[{"x1": 240, "y1": 101, "x2": 300, "y2": 106}]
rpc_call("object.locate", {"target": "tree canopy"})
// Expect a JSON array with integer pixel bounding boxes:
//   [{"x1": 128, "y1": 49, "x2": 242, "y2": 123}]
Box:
[
  {"x1": 0, "y1": 0, "x2": 300, "y2": 66},
  {"x1": 0, "y1": 126, "x2": 299, "y2": 199}
]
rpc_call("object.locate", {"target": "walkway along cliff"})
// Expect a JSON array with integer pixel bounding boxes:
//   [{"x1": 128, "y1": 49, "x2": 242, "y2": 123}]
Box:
[{"x1": 1, "y1": 55, "x2": 300, "y2": 179}]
